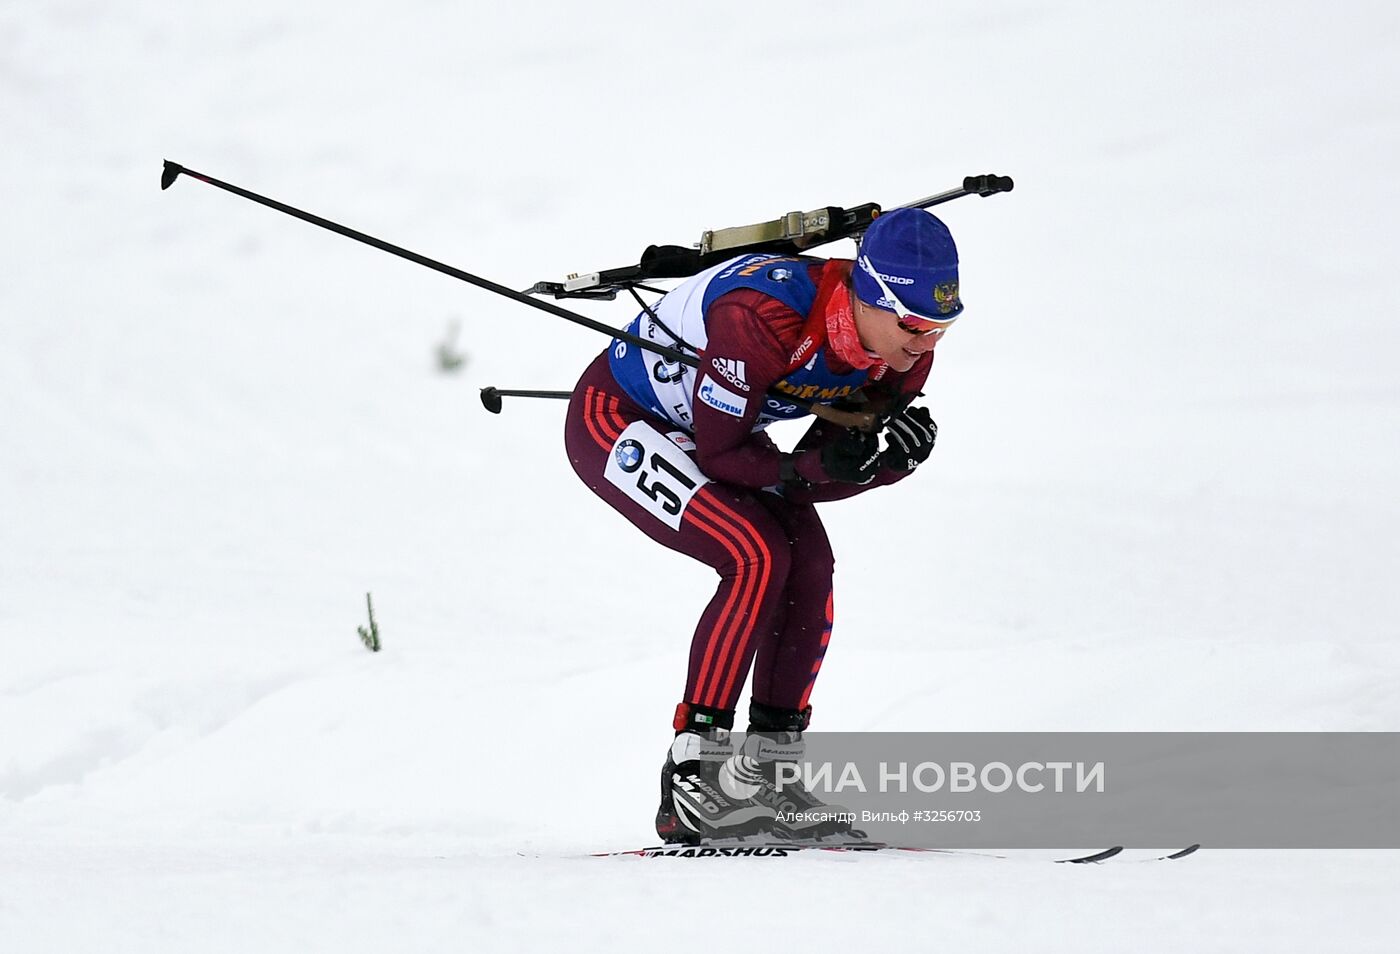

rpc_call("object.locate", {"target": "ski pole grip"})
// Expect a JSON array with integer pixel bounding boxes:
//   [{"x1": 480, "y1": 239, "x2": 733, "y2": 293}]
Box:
[
  {"x1": 480, "y1": 387, "x2": 503, "y2": 414},
  {"x1": 963, "y1": 174, "x2": 1014, "y2": 196}
]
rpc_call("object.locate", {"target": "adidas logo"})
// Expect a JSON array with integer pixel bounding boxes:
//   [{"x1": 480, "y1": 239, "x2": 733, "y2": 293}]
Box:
[{"x1": 711, "y1": 357, "x2": 750, "y2": 392}]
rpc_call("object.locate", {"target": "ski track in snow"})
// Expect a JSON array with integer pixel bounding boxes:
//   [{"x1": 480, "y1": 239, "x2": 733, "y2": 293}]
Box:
[{"x1": 4, "y1": 0, "x2": 1400, "y2": 950}]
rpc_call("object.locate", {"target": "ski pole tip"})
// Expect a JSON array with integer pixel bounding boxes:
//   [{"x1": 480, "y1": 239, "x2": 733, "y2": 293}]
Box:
[
  {"x1": 480, "y1": 387, "x2": 503, "y2": 414},
  {"x1": 161, "y1": 160, "x2": 184, "y2": 191}
]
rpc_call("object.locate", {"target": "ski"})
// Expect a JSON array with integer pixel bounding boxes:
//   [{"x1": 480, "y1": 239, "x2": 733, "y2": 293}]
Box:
[
  {"x1": 591, "y1": 843, "x2": 1125, "y2": 863},
  {"x1": 1056, "y1": 845, "x2": 1125, "y2": 864}
]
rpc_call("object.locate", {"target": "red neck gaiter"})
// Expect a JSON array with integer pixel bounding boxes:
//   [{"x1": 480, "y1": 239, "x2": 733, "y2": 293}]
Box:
[{"x1": 816, "y1": 261, "x2": 882, "y2": 373}]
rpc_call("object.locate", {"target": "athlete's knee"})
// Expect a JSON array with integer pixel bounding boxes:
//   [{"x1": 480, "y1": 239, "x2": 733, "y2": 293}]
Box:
[
  {"x1": 774, "y1": 503, "x2": 833, "y2": 580},
  {"x1": 721, "y1": 530, "x2": 792, "y2": 589},
  {"x1": 788, "y1": 531, "x2": 833, "y2": 588}
]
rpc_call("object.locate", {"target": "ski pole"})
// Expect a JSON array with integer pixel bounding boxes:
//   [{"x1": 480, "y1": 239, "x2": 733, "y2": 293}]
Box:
[
  {"x1": 160, "y1": 161, "x2": 694, "y2": 368},
  {"x1": 479, "y1": 387, "x2": 571, "y2": 413},
  {"x1": 160, "y1": 160, "x2": 881, "y2": 431}
]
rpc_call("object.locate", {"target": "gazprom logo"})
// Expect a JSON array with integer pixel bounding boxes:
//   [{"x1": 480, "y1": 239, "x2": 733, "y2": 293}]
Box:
[{"x1": 698, "y1": 376, "x2": 747, "y2": 418}]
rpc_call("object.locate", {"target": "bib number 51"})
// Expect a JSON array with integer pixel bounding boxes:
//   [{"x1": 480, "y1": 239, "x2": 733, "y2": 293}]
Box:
[{"x1": 603, "y1": 422, "x2": 709, "y2": 531}]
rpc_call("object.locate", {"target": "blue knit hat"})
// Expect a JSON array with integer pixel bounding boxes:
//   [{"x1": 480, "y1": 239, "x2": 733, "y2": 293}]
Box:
[{"x1": 852, "y1": 208, "x2": 962, "y2": 320}]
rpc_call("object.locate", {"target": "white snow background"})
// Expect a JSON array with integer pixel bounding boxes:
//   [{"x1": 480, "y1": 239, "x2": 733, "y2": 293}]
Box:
[{"x1": 3, "y1": 0, "x2": 1399, "y2": 950}]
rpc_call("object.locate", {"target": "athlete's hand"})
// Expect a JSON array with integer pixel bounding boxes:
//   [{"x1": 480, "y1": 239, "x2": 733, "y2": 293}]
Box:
[
  {"x1": 881, "y1": 406, "x2": 937, "y2": 473},
  {"x1": 795, "y1": 428, "x2": 882, "y2": 485}
]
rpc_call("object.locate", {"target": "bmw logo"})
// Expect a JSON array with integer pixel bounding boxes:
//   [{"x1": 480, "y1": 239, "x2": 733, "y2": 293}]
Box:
[{"x1": 615, "y1": 439, "x2": 644, "y2": 473}]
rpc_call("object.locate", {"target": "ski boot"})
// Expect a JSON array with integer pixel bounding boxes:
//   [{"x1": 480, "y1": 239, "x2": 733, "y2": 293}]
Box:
[
  {"x1": 655, "y1": 704, "x2": 776, "y2": 844},
  {"x1": 734, "y1": 702, "x2": 867, "y2": 844}
]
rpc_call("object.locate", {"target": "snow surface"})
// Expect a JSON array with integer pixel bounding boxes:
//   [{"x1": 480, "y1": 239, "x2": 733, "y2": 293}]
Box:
[{"x1": 3, "y1": 0, "x2": 1400, "y2": 950}]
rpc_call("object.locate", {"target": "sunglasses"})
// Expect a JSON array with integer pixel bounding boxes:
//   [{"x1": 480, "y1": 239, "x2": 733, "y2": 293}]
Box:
[{"x1": 856, "y1": 255, "x2": 963, "y2": 336}]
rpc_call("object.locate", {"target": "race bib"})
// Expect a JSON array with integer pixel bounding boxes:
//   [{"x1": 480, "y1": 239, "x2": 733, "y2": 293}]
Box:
[{"x1": 604, "y1": 421, "x2": 710, "y2": 531}]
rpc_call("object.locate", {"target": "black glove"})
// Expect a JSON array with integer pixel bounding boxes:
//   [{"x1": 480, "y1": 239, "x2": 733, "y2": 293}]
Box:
[
  {"x1": 809, "y1": 427, "x2": 883, "y2": 485},
  {"x1": 881, "y1": 406, "x2": 937, "y2": 473}
]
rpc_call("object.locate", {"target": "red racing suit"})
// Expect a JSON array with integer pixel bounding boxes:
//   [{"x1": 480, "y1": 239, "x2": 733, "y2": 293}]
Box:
[{"x1": 564, "y1": 256, "x2": 933, "y2": 724}]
